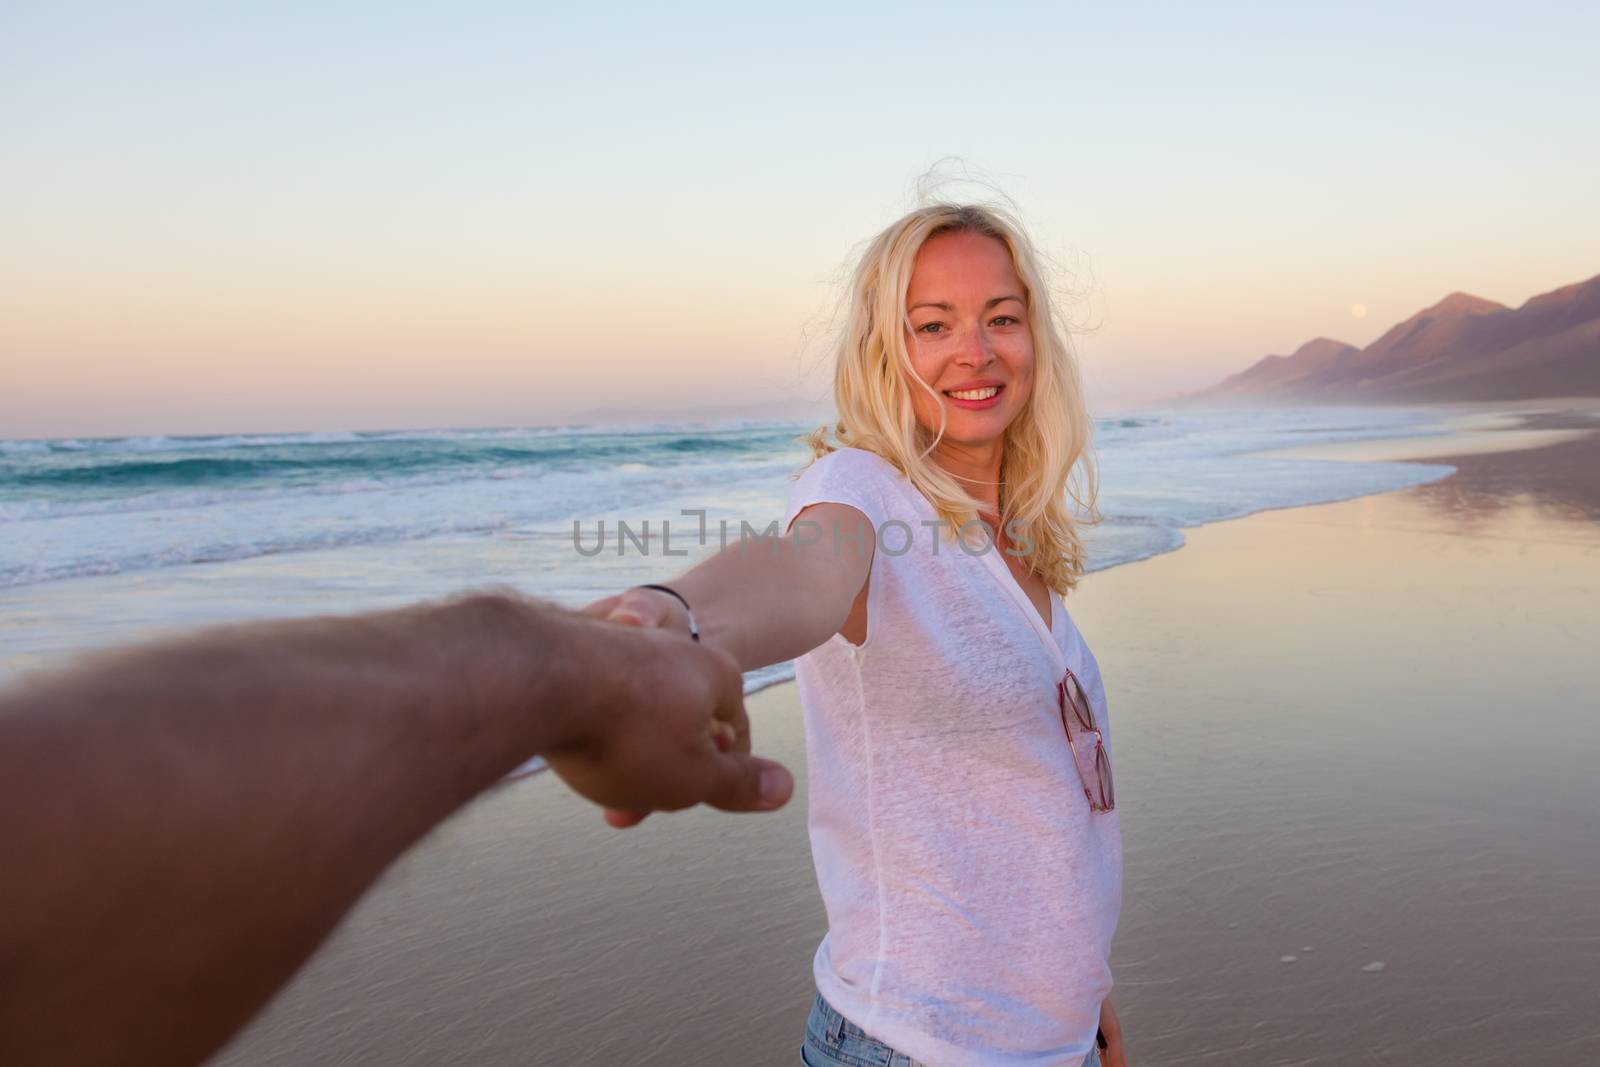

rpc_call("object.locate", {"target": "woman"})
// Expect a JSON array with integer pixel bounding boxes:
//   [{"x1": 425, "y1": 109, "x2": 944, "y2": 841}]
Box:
[{"x1": 587, "y1": 203, "x2": 1124, "y2": 1066}]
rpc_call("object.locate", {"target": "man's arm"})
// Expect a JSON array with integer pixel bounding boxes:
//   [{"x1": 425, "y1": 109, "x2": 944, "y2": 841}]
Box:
[{"x1": 0, "y1": 592, "x2": 792, "y2": 1067}]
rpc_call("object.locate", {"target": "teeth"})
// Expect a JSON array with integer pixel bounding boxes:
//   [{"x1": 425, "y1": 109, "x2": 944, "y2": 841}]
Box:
[{"x1": 947, "y1": 386, "x2": 999, "y2": 400}]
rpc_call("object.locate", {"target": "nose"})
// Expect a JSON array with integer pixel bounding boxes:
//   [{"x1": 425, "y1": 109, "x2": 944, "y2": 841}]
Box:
[{"x1": 953, "y1": 323, "x2": 993, "y2": 368}]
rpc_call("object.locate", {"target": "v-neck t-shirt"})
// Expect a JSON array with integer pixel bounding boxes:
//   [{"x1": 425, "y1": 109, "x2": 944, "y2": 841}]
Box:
[{"x1": 782, "y1": 447, "x2": 1123, "y2": 1067}]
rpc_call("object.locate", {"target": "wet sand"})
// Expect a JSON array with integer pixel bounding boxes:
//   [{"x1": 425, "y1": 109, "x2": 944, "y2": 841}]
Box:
[{"x1": 215, "y1": 422, "x2": 1600, "y2": 1066}]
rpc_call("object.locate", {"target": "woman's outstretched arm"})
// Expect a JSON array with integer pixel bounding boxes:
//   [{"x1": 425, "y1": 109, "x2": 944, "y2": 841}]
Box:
[{"x1": 585, "y1": 502, "x2": 876, "y2": 671}]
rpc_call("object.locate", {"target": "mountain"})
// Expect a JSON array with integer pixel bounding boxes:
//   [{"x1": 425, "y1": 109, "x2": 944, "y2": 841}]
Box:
[
  {"x1": 1196, "y1": 338, "x2": 1358, "y2": 401},
  {"x1": 1191, "y1": 274, "x2": 1600, "y2": 404}
]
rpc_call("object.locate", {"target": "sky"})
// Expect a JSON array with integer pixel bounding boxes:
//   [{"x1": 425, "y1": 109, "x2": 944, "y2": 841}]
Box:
[{"x1": 3, "y1": 2, "x2": 1597, "y2": 437}]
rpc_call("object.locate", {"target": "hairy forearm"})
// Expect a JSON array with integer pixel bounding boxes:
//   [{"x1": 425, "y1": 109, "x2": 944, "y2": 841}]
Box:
[{"x1": 0, "y1": 592, "x2": 585, "y2": 1067}]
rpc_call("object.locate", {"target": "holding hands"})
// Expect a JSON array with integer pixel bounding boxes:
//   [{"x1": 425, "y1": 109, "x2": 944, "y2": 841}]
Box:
[
  {"x1": 584, "y1": 584, "x2": 699, "y2": 639},
  {"x1": 570, "y1": 586, "x2": 774, "y2": 828}
]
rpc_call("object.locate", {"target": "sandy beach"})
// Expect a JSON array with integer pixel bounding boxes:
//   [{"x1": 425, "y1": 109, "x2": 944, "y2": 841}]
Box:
[{"x1": 211, "y1": 410, "x2": 1600, "y2": 1067}]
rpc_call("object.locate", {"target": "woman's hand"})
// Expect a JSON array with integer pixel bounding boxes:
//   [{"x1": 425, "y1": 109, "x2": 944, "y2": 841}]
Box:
[
  {"x1": 581, "y1": 586, "x2": 724, "y2": 829},
  {"x1": 583, "y1": 586, "x2": 696, "y2": 639},
  {"x1": 1098, "y1": 997, "x2": 1127, "y2": 1067}
]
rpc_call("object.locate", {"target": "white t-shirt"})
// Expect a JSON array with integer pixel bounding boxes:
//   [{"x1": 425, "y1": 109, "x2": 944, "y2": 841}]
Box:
[{"x1": 782, "y1": 447, "x2": 1123, "y2": 1067}]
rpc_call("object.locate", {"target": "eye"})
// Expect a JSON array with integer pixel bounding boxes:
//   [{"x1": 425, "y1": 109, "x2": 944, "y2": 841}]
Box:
[
  {"x1": 990, "y1": 315, "x2": 1019, "y2": 327},
  {"x1": 916, "y1": 322, "x2": 946, "y2": 335}
]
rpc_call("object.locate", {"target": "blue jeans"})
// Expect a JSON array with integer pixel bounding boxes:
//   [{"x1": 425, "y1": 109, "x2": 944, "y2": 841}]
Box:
[{"x1": 801, "y1": 991, "x2": 1101, "y2": 1067}]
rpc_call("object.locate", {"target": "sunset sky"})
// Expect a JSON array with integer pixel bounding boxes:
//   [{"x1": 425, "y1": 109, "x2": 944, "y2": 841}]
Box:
[{"x1": 4, "y1": 3, "x2": 1597, "y2": 437}]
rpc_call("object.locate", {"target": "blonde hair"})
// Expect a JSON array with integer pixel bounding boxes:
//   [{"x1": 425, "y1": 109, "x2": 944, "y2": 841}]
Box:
[{"x1": 804, "y1": 203, "x2": 1098, "y2": 592}]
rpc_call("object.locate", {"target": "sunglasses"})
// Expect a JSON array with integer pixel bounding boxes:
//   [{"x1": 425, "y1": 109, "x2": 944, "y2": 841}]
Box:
[{"x1": 1058, "y1": 669, "x2": 1115, "y2": 814}]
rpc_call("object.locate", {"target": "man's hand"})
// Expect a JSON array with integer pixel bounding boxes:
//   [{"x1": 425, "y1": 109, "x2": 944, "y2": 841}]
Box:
[
  {"x1": 545, "y1": 610, "x2": 792, "y2": 825},
  {"x1": 1098, "y1": 997, "x2": 1127, "y2": 1067},
  {"x1": 0, "y1": 592, "x2": 797, "y2": 1067},
  {"x1": 578, "y1": 587, "x2": 710, "y2": 828}
]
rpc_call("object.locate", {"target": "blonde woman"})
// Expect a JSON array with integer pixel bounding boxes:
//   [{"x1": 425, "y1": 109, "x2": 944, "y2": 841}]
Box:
[{"x1": 586, "y1": 204, "x2": 1125, "y2": 1067}]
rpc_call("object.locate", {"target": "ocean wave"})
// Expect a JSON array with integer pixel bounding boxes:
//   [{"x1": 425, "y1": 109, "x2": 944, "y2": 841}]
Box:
[
  {"x1": 1, "y1": 451, "x2": 563, "y2": 496},
  {"x1": 0, "y1": 418, "x2": 815, "y2": 457},
  {"x1": 0, "y1": 466, "x2": 543, "y2": 522},
  {"x1": 0, "y1": 445, "x2": 806, "y2": 524},
  {"x1": 656, "y1": 434, "x2": 771, "y2": 454},
  {"x1": 2, "y1": 431, "x2": 371, "y2": 455},
  {"x1": 1, "y1": 425, "x2": 809, "y2": 500},
  {"x1": 0, "y1": 445, "x2": 809, "y2": 587},
  {"x1": 0, "y1": 514, "x2": 522, "y2": 589},
  {"x1": 1097, "y1": 415, "x2": 1166, "y2": 430}
]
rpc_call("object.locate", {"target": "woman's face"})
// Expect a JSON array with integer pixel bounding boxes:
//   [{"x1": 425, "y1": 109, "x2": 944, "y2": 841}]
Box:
[{"x1": 903, "y1": 230, "x2": 1036, "y2": 448}]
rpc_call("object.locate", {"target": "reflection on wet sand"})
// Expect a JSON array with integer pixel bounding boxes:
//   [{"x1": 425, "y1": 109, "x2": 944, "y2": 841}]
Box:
[
  {"x1": 1409, "y1": 428, "x2": 1600, "y2": 525},
  {"x1": 1069, "y1": 456, "x2": 1600, "y2": 1066}
]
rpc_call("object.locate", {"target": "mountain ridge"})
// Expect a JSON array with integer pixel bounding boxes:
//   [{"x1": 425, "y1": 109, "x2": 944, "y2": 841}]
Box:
[{"x1": 1190, "y1": 273, "x2": 1600, "y2": 404}]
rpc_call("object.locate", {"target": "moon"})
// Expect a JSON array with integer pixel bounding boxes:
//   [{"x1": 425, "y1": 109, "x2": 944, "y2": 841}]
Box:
[{"x1": 1350, "y1": 303, "x2": 1368, "y2": 319}]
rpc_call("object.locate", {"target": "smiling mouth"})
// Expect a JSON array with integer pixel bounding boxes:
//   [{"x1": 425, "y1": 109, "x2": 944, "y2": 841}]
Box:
[{"x1": 943, "y1": 385, "x2": 1002, "y2": 401}]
